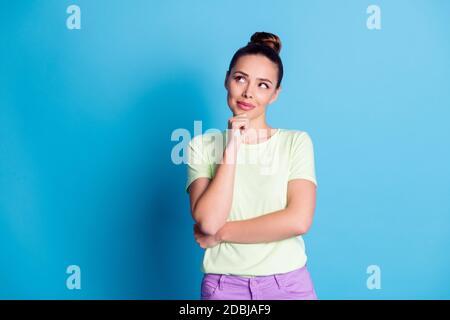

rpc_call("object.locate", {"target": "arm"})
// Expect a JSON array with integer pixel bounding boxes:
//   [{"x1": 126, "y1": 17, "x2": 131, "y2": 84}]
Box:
[
  {"x1": 191, "y1": 114, "x2": 251, "y2": 236},
  {"x1": 216, "y1": 179, "x2": 316, "y2": 244},
  {"x1": 192, "y1": 137, "x2": 240, "y2": 236}
]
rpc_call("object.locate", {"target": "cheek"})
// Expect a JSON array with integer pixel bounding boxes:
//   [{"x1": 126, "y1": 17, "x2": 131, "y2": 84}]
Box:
[
  {"x1": 255, "y1": 91, "x2": 272, "y2": 104},
  {"x1": 227, "y1": 82, "x2": 241, "y2": 96}
]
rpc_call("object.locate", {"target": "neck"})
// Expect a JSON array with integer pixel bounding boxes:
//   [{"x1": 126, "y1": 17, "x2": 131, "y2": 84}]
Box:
[{"x1": 244, "y1": 116, "x2": 276, "y2": 144}]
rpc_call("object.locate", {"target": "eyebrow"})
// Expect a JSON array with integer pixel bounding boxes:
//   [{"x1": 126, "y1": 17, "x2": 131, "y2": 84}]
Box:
[{"x1": 233, "y1": 71, "x2": 273, "y2": 85}]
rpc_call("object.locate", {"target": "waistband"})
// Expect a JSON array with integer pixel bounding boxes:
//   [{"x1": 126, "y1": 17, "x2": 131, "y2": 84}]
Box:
[{"x1": 204, "y1": 264, "x2": 307, "y2": 281}]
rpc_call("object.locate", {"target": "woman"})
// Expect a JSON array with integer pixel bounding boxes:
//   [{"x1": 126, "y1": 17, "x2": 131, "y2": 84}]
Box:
[{"x1": 186, "y1": 32, "x2": 318, "y2": 300}]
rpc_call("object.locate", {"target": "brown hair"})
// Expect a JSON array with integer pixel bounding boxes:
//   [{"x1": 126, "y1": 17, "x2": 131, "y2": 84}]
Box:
[
  {"x1": 248, "y1": 32, "x2": 282, "y2": 54},
  {"x1": 227, "y1": 32, "x2": 283, "y2": 89}
]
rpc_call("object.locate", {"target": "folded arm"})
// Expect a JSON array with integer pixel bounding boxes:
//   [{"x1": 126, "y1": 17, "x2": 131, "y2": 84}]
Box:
[{"x1": 216, "y1": 179, "x2": 316, "y2": 244}]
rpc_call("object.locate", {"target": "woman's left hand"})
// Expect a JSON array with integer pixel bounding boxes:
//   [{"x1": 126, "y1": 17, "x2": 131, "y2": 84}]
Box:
[{"x1": 193, "y1": 224, "x2": 222, "y2": 249}]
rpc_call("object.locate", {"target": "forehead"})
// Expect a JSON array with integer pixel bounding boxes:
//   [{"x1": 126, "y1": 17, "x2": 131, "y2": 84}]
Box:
[{"x1": 232, "y1": 54, "x2": 278, "y2": 80}]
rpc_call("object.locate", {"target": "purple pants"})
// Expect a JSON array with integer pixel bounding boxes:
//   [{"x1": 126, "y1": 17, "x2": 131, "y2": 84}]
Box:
[{"x1": 200, "y1": 264, "x2": 318, "y2": 300}]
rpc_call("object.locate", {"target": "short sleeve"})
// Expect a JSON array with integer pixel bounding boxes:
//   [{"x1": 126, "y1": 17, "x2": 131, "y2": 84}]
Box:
[
  {"x1": 185, "y1": 135, "x2": 213, "y2": 193},
  {"x1": 288, "y1": 131, "x2": 317, "y2": 187}
]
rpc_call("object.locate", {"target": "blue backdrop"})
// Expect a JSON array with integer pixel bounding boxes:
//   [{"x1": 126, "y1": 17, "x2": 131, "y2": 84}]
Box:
[{"x1": 1, "y1": 0, "x2": 449, "y2": 299}]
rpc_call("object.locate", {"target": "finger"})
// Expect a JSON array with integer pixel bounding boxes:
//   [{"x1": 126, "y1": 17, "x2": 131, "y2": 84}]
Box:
[
  {"x1": 230, "y1": 117, "x2": 249, "y2": 125},
  {"x1": 231, "y1": 120, "x2": 248, "y2": 129},
  {"x1": 229, "y1": 115, "x2": 248, "y2": 123}
]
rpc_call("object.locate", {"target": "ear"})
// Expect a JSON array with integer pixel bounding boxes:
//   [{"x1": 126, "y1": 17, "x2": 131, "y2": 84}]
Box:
[
  {"x1": 224, "y1": 71, "x2": 229, "y2": 90},
  {"x1": 268, "y1": 85, "x2": 281, "y2": 104}
]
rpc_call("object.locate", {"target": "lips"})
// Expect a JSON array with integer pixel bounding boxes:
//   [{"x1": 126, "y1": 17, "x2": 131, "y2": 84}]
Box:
[{"x1": 237, "y1": 101, "x2": 256, "y2": 111}]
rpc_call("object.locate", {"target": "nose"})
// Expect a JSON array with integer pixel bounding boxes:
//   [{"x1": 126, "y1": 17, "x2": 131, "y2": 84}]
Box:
[{"x1": 242, "y1": 84, "x2": 254, "y2": 99}]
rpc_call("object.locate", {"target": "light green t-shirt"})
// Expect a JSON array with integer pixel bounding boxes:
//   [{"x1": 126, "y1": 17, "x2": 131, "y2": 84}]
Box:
[{"x1": 185, "y1": 128, "x2": 317, "y2": 277}]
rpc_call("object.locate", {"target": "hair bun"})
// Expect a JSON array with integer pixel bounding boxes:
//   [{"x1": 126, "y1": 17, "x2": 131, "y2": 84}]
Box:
[{"x1": 248, "y1": 32, "x2": 282, "y2": 55}]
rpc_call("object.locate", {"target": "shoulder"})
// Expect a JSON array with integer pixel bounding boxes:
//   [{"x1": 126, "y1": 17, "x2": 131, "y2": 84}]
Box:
[{"x1": 279, "y1": 129, "x2": 313, "y2": 143}]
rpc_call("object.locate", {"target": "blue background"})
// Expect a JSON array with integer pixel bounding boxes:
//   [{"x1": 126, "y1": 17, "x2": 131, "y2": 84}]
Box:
[{"x1": 1, "y1": 0, "x2": 449, "y2": 299}]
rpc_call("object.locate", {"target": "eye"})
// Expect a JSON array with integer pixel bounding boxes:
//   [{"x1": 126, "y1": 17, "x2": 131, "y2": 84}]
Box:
[
  {"x1": 234, "y1": 76, "x2": 246, "y2": 83},
  {"x1": 260, "y1": 83, "x2": 269, "y2": 89}
]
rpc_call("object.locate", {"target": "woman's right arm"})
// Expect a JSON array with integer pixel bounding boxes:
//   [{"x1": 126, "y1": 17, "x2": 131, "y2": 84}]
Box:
[{"x1": 189, "y1": 114, "x2": 248, "y2": 236}]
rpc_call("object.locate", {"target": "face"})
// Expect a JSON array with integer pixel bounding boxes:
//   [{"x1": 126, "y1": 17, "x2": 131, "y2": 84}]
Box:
[{"x1": 224, "y1": 54, "x2": 281, "y2": 118}]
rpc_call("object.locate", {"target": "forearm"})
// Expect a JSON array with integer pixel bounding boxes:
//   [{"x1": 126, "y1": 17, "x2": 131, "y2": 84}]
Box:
[
  {"x1": 193, "y1": 140, "x2": 239, "y2": 235},
  {"x1": 216, "y1": 208, "x2": 303, "y2": 244}
]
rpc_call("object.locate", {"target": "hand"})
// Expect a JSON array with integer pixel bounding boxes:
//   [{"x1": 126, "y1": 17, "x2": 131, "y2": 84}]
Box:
[
  {"x1": 227, "y1": 113, "x2": 250, "y2": 145},
  {"x1": 193, "y1": 223, "x2": 222, "y2": 249}
]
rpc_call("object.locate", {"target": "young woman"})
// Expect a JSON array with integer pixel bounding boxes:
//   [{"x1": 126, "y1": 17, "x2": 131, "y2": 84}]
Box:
[{"x1": 186, "y1": 32, "x2": 318, "y2": 300}]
